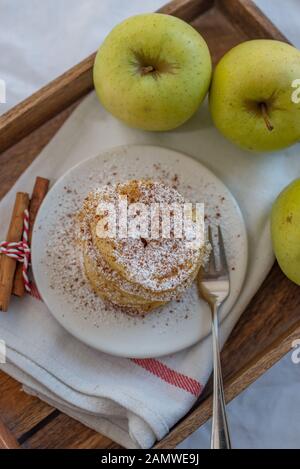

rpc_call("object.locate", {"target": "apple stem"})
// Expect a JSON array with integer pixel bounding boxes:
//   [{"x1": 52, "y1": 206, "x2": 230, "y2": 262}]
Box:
[
  {"x1": 260, "y1": 102, "x2": 274, "y2": 131},
  {"x1": 141, "y1": 65, "x2": 155, "y2": 75}
]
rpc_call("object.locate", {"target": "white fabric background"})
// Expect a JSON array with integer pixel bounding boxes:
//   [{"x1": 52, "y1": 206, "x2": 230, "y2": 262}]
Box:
[{"x1": 0, "y1": 0, "x2": 300, "y2": 449}]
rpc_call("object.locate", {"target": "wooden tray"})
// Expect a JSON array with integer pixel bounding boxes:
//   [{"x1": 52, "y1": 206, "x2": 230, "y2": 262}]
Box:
[{"x1": 0, "y1": 0, "x2": 299, "y2": 449}]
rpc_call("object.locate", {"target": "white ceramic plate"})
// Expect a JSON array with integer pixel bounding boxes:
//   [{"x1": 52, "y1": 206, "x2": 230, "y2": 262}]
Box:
[{"x1": 32, "y1": 145, "x2": 248, "y2": 358}]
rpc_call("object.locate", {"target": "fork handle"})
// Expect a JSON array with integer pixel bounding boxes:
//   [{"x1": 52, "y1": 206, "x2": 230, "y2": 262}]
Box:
[{"x1": 210, "y1": 303, "x2": 231, "y2": 449}]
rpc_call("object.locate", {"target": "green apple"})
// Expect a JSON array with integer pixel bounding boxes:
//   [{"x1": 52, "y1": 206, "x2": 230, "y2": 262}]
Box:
[
  {"x1": 271, "y1": 178, "x2": 300, "y2": 285},
  {"x1": 93, "y1": 13, "x2": 212, "y2": 131},
  {"x1": 209, "y1": 40, "x2": 300, "y2": 152}
]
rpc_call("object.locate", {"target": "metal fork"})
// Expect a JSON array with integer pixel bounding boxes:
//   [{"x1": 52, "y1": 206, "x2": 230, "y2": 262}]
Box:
[{"x1": 198, "y1": 225, "x2": 231, "y2": 449}]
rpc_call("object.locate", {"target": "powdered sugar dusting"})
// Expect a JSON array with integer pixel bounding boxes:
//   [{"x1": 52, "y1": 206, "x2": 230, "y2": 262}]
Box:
[
  {"x1": 79, "y1": 180, "x2": 206, "y2": 301},
  {"x1": 33, "y1": 145, "x2": 247, "y2": 356}
]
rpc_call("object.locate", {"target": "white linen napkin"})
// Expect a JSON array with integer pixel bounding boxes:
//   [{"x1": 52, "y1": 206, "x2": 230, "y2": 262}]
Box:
[{"x1": 0, "y1": 92, "x2": 299, "y2": 448}]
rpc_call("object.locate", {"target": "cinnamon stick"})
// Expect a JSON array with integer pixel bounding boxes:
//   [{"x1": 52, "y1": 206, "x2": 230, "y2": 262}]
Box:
[
  {"x1": 13, "y1": 177, "x2": 50, "y2": 297},
  {"x1": 0, "y1": 192, "x2": 29, "y2": 311}
]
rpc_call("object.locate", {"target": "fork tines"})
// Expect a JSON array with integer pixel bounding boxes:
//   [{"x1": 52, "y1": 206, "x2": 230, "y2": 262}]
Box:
[{"x1": 206, "y1": 225, "x2": 229, "y2": 276}]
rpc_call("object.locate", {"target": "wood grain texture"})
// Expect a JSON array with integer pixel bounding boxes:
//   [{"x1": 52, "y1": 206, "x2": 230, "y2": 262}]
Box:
[
  {"x1": 0, "y1": 0, "x2": 208, "y2": 155},
  {"x1": 155, "y1": 263, "x2": 300, "y2": 447},
  {"x1": 219, "y1": 0, "x2": 288, "y2": 42},
  {"x1": 191, "y1": 4, "x2": 249, "y2": 65},
  {"x1": 0, "y1": 0, "x2": 287, "y2": 155},
  {"x1": 0, "y1": 371, "x2": 54, "y2": 439},
  {"x1": 158, "y1": 0, "x2": 213, "y2": 21},
  {"x1": 0, "y1": 0, "x2": 297, "y2": 450},
  {"x1": 0, "y1": 100, "x2": 81, "y2": 200},
  {"x1": 23, "y1": 413, "x2": 121, "y2": 449},
  {"x1": 0, "y1": 418, "x2": 20, "y2": 449},
  {"x1": 0, "y1": 55, "x2": 94, "y2": 154}
]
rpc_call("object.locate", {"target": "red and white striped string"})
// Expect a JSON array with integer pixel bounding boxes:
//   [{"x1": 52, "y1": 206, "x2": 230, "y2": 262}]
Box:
[
  {"x1": 0, "y1": 209, "x2": 31, "y2": 293},
  {"x1": 1, "y1": 210, "x2": 203, "y2": 396}
]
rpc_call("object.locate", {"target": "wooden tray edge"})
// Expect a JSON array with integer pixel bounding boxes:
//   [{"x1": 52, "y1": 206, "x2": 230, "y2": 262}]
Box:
[
  {"x1": 0, "y1": 0, "x2": 295, "y2": 450},
  {"x1": 155, "y1": 320, "x2": 300, "y2": 448},
  {"x1": 0, "y1": 0, "x2": 288, "y2": 155},
  {"x1": 0, "y1": 0, "x2": 212, "y2": 155},
  {"x1": 219, "y1": 0, "x2": 288, "y2": 42}
]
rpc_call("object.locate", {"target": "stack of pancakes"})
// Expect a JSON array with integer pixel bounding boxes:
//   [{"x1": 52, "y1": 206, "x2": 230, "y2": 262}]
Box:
[{"x1": 78, "y1": 179, "x2": 208, "y2": 315}]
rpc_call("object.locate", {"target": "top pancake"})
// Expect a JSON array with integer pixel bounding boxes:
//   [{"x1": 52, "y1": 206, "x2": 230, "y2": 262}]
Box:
[{"x1": 80, "y1": 180, "x2": 205, "y2": 294}]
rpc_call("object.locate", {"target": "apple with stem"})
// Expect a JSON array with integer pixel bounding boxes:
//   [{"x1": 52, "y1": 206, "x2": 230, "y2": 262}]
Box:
[
  {"x1": 93, "y1": 13, "x2": 212, "y2": 131},
  {"x1": 209, "y1": 40, "x2": 300, "y2": 152}
]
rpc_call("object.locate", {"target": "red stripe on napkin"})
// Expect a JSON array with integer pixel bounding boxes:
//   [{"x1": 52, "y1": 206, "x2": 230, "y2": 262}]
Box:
[
  {"x1": 131, "y1": 358, "x2": 202, "y2": 397},
  {"x1": 31, "y1": 292, "x2": 202, "y2": 396}
]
